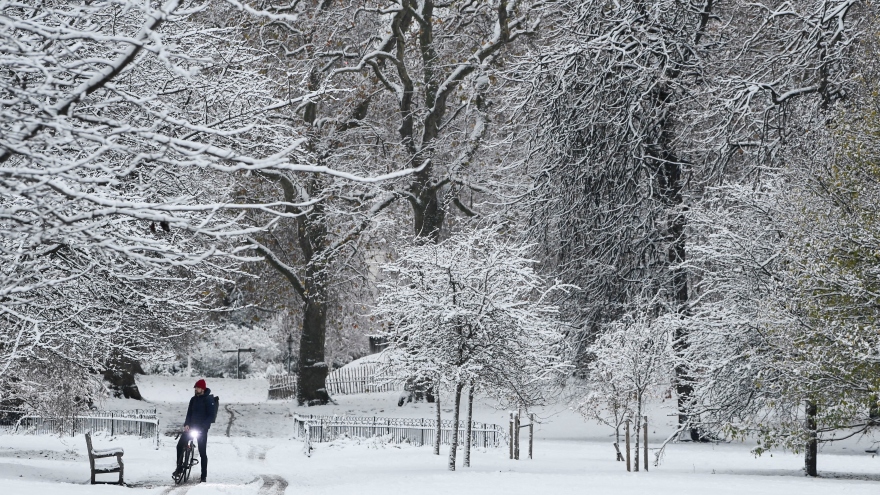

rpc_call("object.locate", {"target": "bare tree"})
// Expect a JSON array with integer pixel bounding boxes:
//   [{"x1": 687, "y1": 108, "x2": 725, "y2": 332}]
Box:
[{"x1": 375, "y1": 227, "x2": 570, "y2": 470}]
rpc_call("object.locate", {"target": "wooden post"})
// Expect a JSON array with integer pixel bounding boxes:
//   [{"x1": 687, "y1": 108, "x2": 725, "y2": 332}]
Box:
[
  {"x1": 529, "y1": 413, "x2": 534, "y2": 459},
  {"x1": 625, "y1": 419, "x2": 631, "y2": 472},
  {"x1": 509, "y1": 412, "x2": 514, "y2": 459},
  {"x1": 514, "y1": 411, "x2": 520, "y2": 460},
  {"x1": 643, "y1": 416, "x2": 649, "y2": 472}
]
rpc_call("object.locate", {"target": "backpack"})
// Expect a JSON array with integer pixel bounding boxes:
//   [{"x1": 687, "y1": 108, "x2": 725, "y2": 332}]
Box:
[{"x1": 210, "y1": 395, "x2": 220, "y2": 424}]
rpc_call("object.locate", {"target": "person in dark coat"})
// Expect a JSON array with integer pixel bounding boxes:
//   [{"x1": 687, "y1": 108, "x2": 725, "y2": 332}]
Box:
[{"x1": 174, "y1": 379, "x2": 217, "y2": 483}]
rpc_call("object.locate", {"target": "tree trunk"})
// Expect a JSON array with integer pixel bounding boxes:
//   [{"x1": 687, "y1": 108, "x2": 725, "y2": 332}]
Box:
[
  {"x1": 294, "y1": 172, "x2": 331, "y2": 405},
  {"x1": 297, "y1": 292, "x2": 330, "y2": 405},
  {"x1": 434, "y1": 388, "x2": 441, "y2": 455},
  {"x1": 448, "y1": 381, "x2": 464, "y2": 471},
  {"x1": 410, "y1": 168, "x2": 444, "y2": 243},
  {"x1": 649, "y1": 83, "x2": 692, "y2": 434},
  {"x1": 464, "y1": 384, "x2": 474, "y2": 467},
  {"x1": 805, "y1": 400, "x2": 818, "y2": 477},
  {"x1": 634, "y1": 401, "x2": 641, "y2": 472}
]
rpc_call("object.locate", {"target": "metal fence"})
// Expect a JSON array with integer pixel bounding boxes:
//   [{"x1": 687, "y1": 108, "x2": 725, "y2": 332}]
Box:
[
  {"x1": 0, "y1": 409, "x2": 159, "y2": 445},
  {"x1": 292, "y1": 413, "x2": 506, "y2": 454}
]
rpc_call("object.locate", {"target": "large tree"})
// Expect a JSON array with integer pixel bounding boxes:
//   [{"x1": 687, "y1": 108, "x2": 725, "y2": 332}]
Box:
[
  {"x1": 0, "y1": 0, "x2": 391, "y2": 411},
  {"x1": 237, "y1": 0, "x2": 550, "y2": 402},
  {"x1": 684, "y1": 21, "x2": 880, "y2": 472},
  {"x1": 519, "y1": 0, "x2": 862, "y2": 434}
]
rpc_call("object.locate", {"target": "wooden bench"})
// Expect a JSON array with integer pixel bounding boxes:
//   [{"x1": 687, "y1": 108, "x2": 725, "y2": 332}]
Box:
[{"x1": 85, "y1": 432, "x2": 124, "y2": 485}]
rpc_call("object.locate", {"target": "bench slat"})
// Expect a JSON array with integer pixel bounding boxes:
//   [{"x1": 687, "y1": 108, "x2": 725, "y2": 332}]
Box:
[
  {"x1": 94, "y1": 461, "x2": 121, "y2": 473},
  {"x1": 92, "y1": 448, "x2": 124, "y2": 456}
]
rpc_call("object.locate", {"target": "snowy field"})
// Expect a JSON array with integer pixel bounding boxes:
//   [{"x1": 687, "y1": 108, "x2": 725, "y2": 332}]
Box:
[{"x1": 1, "y1": 377, "x2": 879, "y2": 494}]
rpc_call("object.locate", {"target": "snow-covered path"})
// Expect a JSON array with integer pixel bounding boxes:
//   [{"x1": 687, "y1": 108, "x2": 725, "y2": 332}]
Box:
[{"x1": 1, "y1": 383, "x2": 879, "y2": 494}]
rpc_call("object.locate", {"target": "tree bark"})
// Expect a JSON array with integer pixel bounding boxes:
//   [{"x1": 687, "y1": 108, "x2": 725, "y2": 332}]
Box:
[
  {"x1": 448, "y1": 381, "x2": 465, "y2": 471},
  {"x1": 805, "y1": 400, "x2": 818, "y2": 477},
  {"x1": 294, "y1": 176, "x2": 331, "y2": 405},
  {"x1": 634, "y1": 402, "x2": 641, "y2": 472},
  {"x1": 650, "y1": 83, "x2": 692, "y2": 434},
  {"x1": 464, "y1": 384, "x2": 474, "y2": 467},
  {"x1": 409, "y1": 164, "x2": 445, "y2": 243},
  {"x1": 297, "y1": 290, "x2": 329, "y2": 405},
  {"x1": 434, "y1": 387, "x2": 441, "y2": 455}
]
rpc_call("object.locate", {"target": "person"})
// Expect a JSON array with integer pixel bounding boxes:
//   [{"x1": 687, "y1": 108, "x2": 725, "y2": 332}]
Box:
[{"x1": 173, "y1": 379, "x2": 217, "y2": 483}]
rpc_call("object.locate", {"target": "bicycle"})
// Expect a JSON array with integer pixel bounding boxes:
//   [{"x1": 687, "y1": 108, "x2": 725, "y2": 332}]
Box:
[{"x1": 172, "y1": 429, "x2": 200, "y2": 484}]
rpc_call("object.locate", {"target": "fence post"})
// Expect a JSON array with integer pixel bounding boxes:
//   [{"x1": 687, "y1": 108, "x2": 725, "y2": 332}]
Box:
[
  {"x1": 509, "y1": 413, "x2": 514, "y2": 459},
  {"x1": 529, "y1": 413, "x2": 534, "y2": 459},
  {"x1": 644, "y1": 416, "x2": 649, "y2": 472},
  {"x1": 110, "y1": 412, "x2": 114, "y2": 437},
  {"x1": 625, "y1": 419, "x2": 631, "y2": 472}
]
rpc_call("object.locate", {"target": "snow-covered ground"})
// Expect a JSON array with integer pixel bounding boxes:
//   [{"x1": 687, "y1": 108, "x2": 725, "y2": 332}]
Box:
[
  {"x1": 1, "y1": 377, "x2": 879, "y2": 494},
  {"x1": 136, "y1": 376, "x2": 270, "y2": 404}
]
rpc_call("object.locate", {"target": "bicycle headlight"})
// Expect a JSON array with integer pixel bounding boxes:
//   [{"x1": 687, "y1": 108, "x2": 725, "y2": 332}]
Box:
[{"x1": 191, "y1": 429, "x2": 200, "y2": 439}]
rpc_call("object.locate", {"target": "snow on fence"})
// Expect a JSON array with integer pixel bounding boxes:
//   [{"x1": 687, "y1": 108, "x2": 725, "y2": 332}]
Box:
[
  {"x1": 325, "y1": 363, "x2": 401, "y2": 395},
  {"x1": 268, "y1": 374, "x2": 296, "y2": 400},
  {"x1": 0, "y1": 409, "x2": 159, "y2": 445},
  {"x1": 268, "y1": 363, "x2": 403, "y2": 399},
  {"x1": 292, "y1": 413, "x2": 505, "y2": 454}
]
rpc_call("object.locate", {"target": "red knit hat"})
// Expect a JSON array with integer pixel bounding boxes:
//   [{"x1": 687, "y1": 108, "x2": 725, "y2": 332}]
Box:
[{"x1": 194, "y1": 379, "x2": 207, "y2": 389}]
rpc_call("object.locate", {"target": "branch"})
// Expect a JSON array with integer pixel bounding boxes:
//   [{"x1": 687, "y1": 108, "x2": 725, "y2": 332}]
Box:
[
  {"x1": 0, "y1": 0, "x2": 181, "y2": 164},
  {"x1": 247, "y1": 238, "x2": 306, "y2": 301}
]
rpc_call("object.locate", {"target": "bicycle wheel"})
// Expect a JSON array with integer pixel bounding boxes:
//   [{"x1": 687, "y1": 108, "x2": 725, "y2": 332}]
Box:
[{"x1": 182, "y1": 445, "x2": 193, "y2": 483}]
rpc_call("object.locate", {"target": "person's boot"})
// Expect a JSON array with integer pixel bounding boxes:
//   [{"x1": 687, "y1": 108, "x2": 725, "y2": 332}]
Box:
[
  {"x1": 199, "y1": 476, "x2": 206, "y2": 483},
  {"x1": 172, "y1": 466, "x2": 182, "y2": 478}
]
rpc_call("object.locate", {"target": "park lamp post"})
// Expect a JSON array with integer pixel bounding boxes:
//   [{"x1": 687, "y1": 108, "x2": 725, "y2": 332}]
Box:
[{"x1": 222, "y1": 348, "x2": 256, "y2": 379}]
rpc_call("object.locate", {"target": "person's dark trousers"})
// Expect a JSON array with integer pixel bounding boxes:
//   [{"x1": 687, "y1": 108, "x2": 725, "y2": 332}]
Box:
[{"x1": 176, "y1": 429, "x2": 208, "y2": 479}]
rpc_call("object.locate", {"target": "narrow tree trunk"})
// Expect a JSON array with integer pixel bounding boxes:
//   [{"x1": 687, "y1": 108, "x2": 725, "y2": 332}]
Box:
[
  {"x1": 805, "y1": 400, "x2": 818, "y2": 477},
  {"x1": 448, "y1": 381, "x2": 464, "y2": 471},
  {"x1": 434, "y1": 388, "x2": 441, "y2": 455},
  {"x1": 464, "y1": 384, "x2": 474, "y2": 467},
  {"x1": 634, "y1": 402, "x2": 641, "y2": 472}
]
